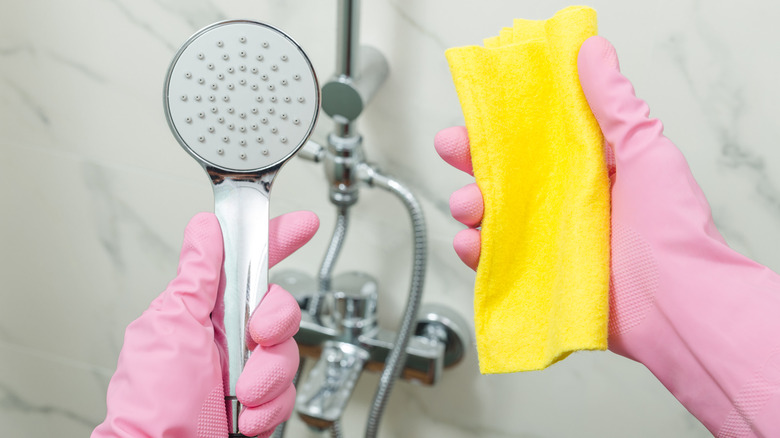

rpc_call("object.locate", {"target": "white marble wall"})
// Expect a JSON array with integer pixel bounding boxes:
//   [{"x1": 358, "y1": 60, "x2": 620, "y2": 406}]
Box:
[{"x1": 2, "y1": 0, "x2": 777, "y2": 436}]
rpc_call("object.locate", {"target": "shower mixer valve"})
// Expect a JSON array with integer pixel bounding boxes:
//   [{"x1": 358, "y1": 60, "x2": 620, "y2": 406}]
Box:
[{"x1": 272, "y1": 271, "x2": 469, "y2": 431}]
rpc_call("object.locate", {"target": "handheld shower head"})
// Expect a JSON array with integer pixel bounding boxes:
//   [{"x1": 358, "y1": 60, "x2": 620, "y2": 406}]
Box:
[{"x1": 163, "y1": 20, "x2": 319, "y2": 436}]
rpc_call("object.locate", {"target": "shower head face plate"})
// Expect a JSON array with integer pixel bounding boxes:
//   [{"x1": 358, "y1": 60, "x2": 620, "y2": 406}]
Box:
[{"x1": 165, "y1": 20, "x2": 319, "y2": 173}]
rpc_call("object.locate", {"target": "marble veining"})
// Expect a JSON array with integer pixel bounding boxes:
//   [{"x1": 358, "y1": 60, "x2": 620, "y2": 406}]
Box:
[
  {"x1": 81, "y1": 162, "x2": 178, "y2": 270},
  {"x1": 384, "y1": 0, "x2": 449, "y2": 51},
  {"x1": 2, "y1": 77, "x2": 51, "y2": 126},
  {"x1": 0, "y1": 382, "x2": 95, "y2": 428}
]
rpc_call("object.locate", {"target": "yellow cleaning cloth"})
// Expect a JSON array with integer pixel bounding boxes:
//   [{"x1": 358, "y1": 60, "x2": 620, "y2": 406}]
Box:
[{"x1": 445, "y1": 6, "x2": 610, "y2": 373}]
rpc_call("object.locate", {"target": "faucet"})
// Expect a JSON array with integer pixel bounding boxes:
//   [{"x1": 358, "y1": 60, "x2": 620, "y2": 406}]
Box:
[{"x1": 271, "y1": 1, "x2": 469, "y2": 436}]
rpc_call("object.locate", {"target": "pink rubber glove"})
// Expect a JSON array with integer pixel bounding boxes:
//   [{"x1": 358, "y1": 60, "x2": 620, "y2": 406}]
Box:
[
  {"x1": 92, "y1": 211, "x2": 319, "y2": 438},
  {"x1": 435, "y1": 36, "x2": 780, "y2": 437}
]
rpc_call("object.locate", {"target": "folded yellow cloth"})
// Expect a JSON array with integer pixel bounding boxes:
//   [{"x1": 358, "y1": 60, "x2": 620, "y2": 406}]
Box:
[{"x1": 445, "y1": 6, "x2": 610, "y2": 373}]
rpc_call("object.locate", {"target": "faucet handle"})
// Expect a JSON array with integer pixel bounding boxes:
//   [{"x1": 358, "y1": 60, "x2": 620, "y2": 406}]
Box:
[{"x1": 326, "y1": 272, "x2": 379, "y2": 339}]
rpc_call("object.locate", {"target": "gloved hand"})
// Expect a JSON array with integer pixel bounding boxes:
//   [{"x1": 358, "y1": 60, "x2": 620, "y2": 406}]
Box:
[
  {"x1": 92, "y1": 211, "x2": 319, "y2": 438},
  {"x1": 435, "y1": 36, "x2": 780, "y2": 437}
]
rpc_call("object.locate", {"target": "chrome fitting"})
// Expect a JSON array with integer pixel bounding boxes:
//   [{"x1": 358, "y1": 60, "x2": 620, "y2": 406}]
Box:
[
  {"x1": 324, "y1": 132, "x2": 365, "y2": 206},
  {"x1": 322, "y1": 46, "x2": 389, "y2": 124}
]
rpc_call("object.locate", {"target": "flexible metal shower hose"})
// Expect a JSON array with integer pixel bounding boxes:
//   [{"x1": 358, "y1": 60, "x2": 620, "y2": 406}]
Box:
[
  {"x1": 364, "y1": 172, "x2": 427, "y2": 438},
  {"x1": 274, "y1": 173, "x2": 426, "y2": 438},
  {"x1": 318, "y1": 206, "x2": 351, "y2": 438},
  {"x1": 312, "y1": 206, "x2": 351, "y2": 316}
]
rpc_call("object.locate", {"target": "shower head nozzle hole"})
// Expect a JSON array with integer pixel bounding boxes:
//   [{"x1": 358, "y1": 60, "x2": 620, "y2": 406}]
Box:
[{"x1": 217, "y1": 41, "x2": 223, "y2": 47}]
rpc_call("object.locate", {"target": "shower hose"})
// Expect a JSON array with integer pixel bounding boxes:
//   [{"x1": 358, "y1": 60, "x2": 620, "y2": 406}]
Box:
[{"x1": 273, "y1": 169, "x2": 427, "y2": 438}]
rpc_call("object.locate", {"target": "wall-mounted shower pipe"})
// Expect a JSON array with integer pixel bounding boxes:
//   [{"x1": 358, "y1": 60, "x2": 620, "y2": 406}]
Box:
[
  {"x1": 359, "y1": 165, "x2": 427, "y2": 438},
  {"x1": 336, "y1": 0, "x2": 359, "y2": 79},
  {"x1": 308, "y1": 205, "x2": 351, "y2": 319}
]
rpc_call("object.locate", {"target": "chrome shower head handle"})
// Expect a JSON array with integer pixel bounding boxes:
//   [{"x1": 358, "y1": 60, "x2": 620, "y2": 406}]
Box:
[{"x1": 164, "y1": 20, "x2": 319, "y2": 436}]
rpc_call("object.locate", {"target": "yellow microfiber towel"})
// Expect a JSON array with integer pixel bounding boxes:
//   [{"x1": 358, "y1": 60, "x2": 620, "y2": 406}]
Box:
[{"x1": 445, "y1": 6, "x2": 610, "y2": 373}]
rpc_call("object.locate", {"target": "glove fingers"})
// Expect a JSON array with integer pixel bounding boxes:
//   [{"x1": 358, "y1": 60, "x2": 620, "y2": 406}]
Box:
[
  {"x1": 236, "y1": 338, "x2": 299, "y2": 408},
  {"x1": 162, "y1": 212, "x2": 224, "y2": 324},
  {"x1": 269, "y1": 211, "x2": 319, "y2": 268},
  {"x1": 578, "y1": 36, "x2": 683, "y2": 172},
  {"x1": 454, "y1": 228, "x2": 481, "y2": 271},
  {"x1": 249, "y1": 285, "x2": 301, "y2": 347},
  {"x1": 450, "y1": 183, "x2": 484, "y2": 227},
  {"x1": 434, "y1": 126, "x2": 474, "y2": 176},
  {"x1": 238, "y1": 383, "x2": 296, "y2": 437}
]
